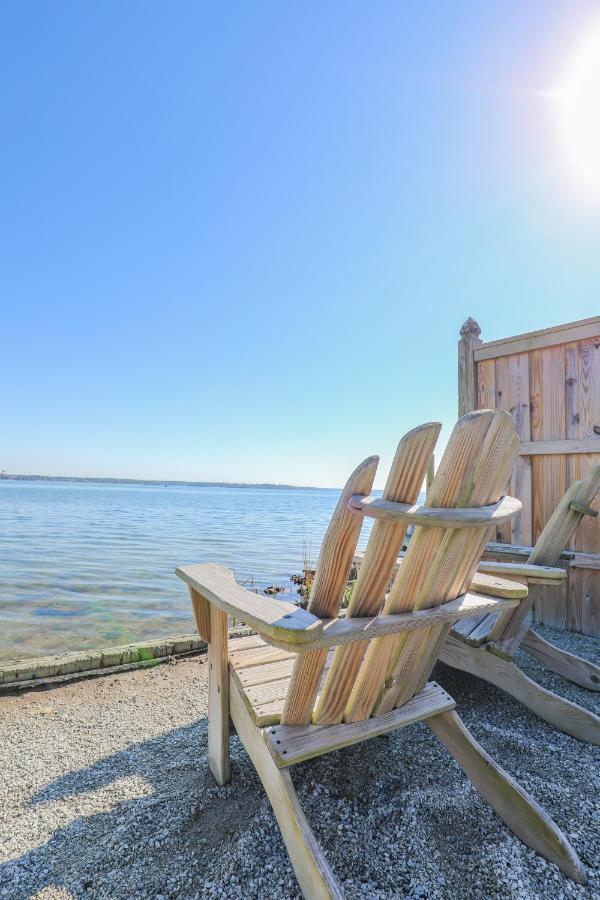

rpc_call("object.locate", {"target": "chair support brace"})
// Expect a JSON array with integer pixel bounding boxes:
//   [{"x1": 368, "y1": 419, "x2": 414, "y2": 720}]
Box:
[{"x1": 349, "y1": 494, "x2": 521, "y2": 528}]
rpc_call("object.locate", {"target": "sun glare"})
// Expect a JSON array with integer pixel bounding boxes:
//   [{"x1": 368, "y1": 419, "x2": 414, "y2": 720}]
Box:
[{"x1": 556, "y1": 21, "x2": 600, "y2": 200}]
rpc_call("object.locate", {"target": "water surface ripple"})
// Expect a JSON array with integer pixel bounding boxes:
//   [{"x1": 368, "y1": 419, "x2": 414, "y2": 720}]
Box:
[{"x1": 0, "y1": 481, "x2": 381, "y2": 662}]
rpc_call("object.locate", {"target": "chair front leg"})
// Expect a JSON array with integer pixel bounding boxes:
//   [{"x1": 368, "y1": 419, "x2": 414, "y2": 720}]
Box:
[{"x1": 208, "y1": 603, "x2": 231, "y2": 785}]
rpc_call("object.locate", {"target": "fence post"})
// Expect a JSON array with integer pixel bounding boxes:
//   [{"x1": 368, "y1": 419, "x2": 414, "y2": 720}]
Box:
[{"x1": 458, "y1": 317, "x2": 482, "y2": 416}]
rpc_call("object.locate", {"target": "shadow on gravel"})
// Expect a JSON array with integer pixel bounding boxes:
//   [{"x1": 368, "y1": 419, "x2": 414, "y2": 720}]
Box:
[
  {"x1": 0, "y1": 717, "x2": 263, "y2": 899},
  {"x1": 2, "y1": 634, "x2": 599, "y2": 899}
]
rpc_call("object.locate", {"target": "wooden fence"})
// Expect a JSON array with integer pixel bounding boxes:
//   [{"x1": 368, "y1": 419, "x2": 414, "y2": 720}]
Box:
[{"x1": 458, "y1": 315, "x2": 600, "y2": 636}]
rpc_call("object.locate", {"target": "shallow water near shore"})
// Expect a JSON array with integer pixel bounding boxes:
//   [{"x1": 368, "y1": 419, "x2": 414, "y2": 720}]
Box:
[{"x1": 0, "y1": 480, "x2": 387, "y2": 662}]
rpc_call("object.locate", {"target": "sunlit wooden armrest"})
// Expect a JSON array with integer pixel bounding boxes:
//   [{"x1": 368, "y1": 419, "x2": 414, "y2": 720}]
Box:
[
  {"x1": 266, "y1": 591, "x2": 521, "y2": 653},
  {"x1": 476, "y1": 560, "x2": 567, "y2": 585},
  {"x1": 176, "y1": 562, "x2": 323, "y2": 647}
]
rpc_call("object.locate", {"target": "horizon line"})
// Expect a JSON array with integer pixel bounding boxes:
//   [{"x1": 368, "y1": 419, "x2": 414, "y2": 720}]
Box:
[{"x1": 0, "y1": 472, "x2": 337, "y2": 491}]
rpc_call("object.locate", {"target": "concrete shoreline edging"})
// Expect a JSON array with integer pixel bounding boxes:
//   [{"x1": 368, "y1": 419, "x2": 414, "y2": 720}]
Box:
[
  {"x1": 0, "y1": 633, "x2": 208, "y2": 690},
  {"x1": 1, "y1": 626, "x2": 255, "y2": 691}
]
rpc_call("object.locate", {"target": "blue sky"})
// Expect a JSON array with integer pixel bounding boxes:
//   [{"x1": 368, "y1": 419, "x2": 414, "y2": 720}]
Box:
[{"x1": 2, "y1": 2, "x2": 599, "y2": 488}]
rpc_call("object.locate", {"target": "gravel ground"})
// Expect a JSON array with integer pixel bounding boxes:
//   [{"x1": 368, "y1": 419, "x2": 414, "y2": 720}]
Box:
[{"x1": 0, "y1": 624, "x2": 598, "y2": 900}]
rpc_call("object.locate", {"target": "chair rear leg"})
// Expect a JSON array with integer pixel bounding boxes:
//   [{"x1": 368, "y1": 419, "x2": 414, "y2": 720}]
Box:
[
  {"x1": 427, "y1": 709, "x2": 586, "y2": 884},
  {"x1": 440, "y1": 635, "x2": 600, "y2": 745},
  {"x1": 230, "y1": 677, "x2": 344, "y2": 900},
  {"x1": 521, "y1": 628, "x2": 600, "y2": 692}
]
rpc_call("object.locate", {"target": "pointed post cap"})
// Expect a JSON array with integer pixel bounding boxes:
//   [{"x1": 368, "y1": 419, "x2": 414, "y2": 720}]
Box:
[{"x1": 460, "y1": 317, "x2": 481, "y2": 338}]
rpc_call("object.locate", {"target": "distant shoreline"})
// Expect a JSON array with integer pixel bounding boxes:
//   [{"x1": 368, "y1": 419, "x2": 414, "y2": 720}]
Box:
[{"x1": 0, "y1": 473, "x2": 327, "y2": 491}]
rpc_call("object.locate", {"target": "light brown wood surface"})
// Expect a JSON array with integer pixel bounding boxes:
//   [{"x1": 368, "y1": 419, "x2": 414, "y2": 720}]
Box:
[
  {"x1": 346, "y1": 410, "x2": 519, "y2": 721},
  {"x1": 229, "y1": 677, "x2": 345, "y2": 900},
  {"x1": 188, "y1": 586, "x2": 211, "y2": 643},
  {"x1": 208, "y1": 604, "x2": 230, "y2": 785},
  {"x1": 265, "y1": 682, "x2": 454, "y2": 766},
  {"x1": 521, "y1": 628, "x2": 600, "y2": 692},
  {"x1": 281, "y1": 455, "x2": 379, "y2": 725},
  {"x1": 313, "y1": 422, "x2": 440, "y2": 724},
  {"x1": 427, "y1": 710, "x2": 586, "y2": 883},
  {"x1": 459, "y1": 316, "x2": 600, "y2": 636},
  {"x1": 349, "y1": 494, "x2": 521, "y2": 528},
  {"x1": 177, "y1": 562, "x2": 322, "y2": 645},
  {"x1": 439, "y1": 634, "x2": 600, "y2": 746}
]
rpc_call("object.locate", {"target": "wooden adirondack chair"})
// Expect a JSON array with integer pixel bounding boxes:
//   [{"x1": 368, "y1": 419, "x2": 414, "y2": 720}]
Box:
[
  {"x1": 439, "y1": 464, "x2": 600, "y2": 746},
  {"x1": 177, "y1": 411, "x2": 585, "y2": 897}
]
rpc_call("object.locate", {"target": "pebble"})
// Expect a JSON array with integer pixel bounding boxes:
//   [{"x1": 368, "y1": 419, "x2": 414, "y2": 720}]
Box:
[{"x1": 0, "y1": 625, "x2": 598, "y2": 898}]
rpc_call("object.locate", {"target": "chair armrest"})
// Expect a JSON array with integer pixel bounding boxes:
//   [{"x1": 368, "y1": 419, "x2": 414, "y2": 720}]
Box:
[
  {"x1": 273, "y1": 591, "x2": 520, "y2": 653},
  {"x1": 176, "y1": 563, "x2": 323, "y2": 647},
  {"x1": 476, "y1": 560, "x2": 567, "y2": 584}
]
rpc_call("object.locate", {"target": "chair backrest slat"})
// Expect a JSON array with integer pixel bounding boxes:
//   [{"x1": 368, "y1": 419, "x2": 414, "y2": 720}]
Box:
[
  {"x1": 345, "y1": 410, "x2": 519, "y2": 721},
  {"x1": 528, "y1": 465, "x2": 600, "y2": 567},
  {"x1": 312, "y1": 423, "x2": 440, "y2": 725},
  {"x1": 280, "y1": 455, "x2": 378, "y2": 725},
  {"x1": 281, "y1": 410, "x2": 520, "y2": 729}
]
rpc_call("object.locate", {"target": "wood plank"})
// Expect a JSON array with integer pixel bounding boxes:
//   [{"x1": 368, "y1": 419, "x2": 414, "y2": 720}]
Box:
[
  {"x1": 229, "y1": 643, "x2": 294, "y2": 669},
  {"x1": 273, "y1": 592, "x2": 519, "y2": 653},
  {"x1": 281, "y1": 455, "x2": 378, "y2": 725},
  {"x1": 349, "y1": 494, "x2": 521, "y2": 528},
  {"x1": 208, "y1": 604, "x2": 230, "y2": 785},
  {"x1": 440, "y1": 634, "x2": 600, "y2": 746},
  {"x1": 451, "y1": 613, "x2": 488, "y2": 641},
  {"x1": 483, "y1": 541, "x2": 575, "y2": 562},
  {"x1": 531, "y1": 345, "x2": 568, "y2": 625},
  {"x1": 493, "y1": 356, "x2": 512, "y2": 544},
  {"x1": 521, "y1": 628, "x2": 600, "y2": 691},
  {"x1": 177, "y1": 563, "x2": 323, "y2": 646},
  {"x1": 463, "y1": 613, "x2": 499, "y2": 646},
  {"x1": 508, "y1": 353, "x2": 532, "y2": 544},
  {"x1": 427, "y1": 709, "x2": 586, "y2": 882},
  {"x1": 229, "y1": 678, "x2": 345, "y2": 899},
  {"x1": 569, "y1": 552, "x2": 600, "y2": 570},
  {"x1": 458, "y1": 317, "x2": 482, "y2": 415},
  {"x1": 312, "y1": 423, "x2": 440, "y2": 724},
  {"x1": 348, "y1": 410, "x2": 519, "y2": 720},
  {"x1": 473, "y1": 315, "x2": 600, "y2": 361},
  {"x1": 519, "y1": 439, "x2": 600, "y2": 455},
  {"x1": 352, "y1": 552, "x2": 531, "y2": 598},
  {"x1": 234, "y1": 657, "x2": 296, "y2": 688},
  {"x1": 477, "y1": 357, "x2": 496, "y2": 409},
  {"x1": 265, "y1": 682, "x2": 455, "y2": 767},
  {"x1": 476, "y1": 561, "x2": 566, "y2": 581},
  {"x1": 234, "y1": 651, "x2": 335, "y2": 726},
  {"x1": 386, "y1": 410, "x2": 522, "y2": 709},
  {"x1": 228, "y1": 634, "x2": 269, "y2": 652},
  {"x1": 188, "y1": 586, "x2": 211, "y2": 643}
]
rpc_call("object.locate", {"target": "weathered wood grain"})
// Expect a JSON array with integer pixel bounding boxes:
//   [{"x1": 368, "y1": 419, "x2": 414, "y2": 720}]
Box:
[
  {"x1": 265, "y1": 682, "x2": 454, "y2": 766},
  {"x1": 281, "y1": 455, "x2": 378, "y2": 725},
  {"x1": 439, "y1": 634, "x2": 600, "y2": 746},
  {"x1": 427, "y1": 709, "x2": 587, "y2": 882},
  {"x1": 473, "y1": 315, "x2": 600, "y2": 361},
  {"x1": 177, "y1": 562, "x2": 323, "y2": 646},
  {"x1": 208, "y1": 604, "x2": 230, "y2": 785},
  {"x1": 313, "y1": 423, "x2": 439, "y2": 724},
  {"x1": 347, "y1": 410, "x2": 519, "y2": 721},
  {"x1": 229, "y1": 678, "x2": 345, "y2": 899},
  {"x1": 349, "y1": 494, "x2": 521, "y2": 528}
]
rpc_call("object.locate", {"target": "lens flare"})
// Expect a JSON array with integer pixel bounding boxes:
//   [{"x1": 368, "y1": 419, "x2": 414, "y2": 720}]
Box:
[{"x1": 556, "y1": 21, "x2": 600, "y2": 200}]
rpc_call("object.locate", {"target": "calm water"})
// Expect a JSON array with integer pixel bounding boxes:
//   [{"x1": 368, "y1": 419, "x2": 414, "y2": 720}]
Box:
[{"x1": 0, "y1": 480, "x2": 380, "y2": 663}]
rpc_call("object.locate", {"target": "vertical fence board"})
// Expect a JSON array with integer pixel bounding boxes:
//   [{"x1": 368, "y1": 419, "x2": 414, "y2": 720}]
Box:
[{"x1": 464, "y1": 317, "x2": 600, "y2": 636}]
